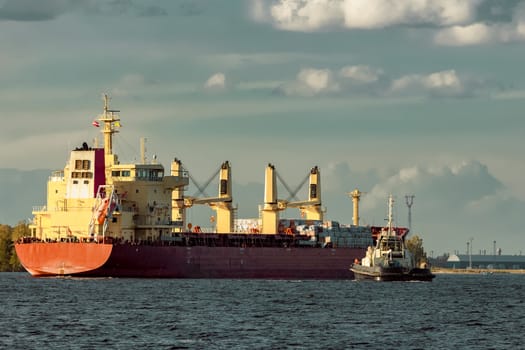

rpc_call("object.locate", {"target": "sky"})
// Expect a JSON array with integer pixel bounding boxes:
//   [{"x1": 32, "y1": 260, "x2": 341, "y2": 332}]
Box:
[{"x1": 1, "y1": 0, "x2": 524, "y2": 256}]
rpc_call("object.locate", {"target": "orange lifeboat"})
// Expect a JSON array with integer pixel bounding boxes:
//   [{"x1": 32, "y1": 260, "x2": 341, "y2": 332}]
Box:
[{"x1": 96, "y1": 198, "x2": 109, "y2": 224}]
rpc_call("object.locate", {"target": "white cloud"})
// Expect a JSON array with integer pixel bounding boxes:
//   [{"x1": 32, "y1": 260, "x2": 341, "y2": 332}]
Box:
[
  {"x1": 276, "y1": 66, "x2": 483, "y2": 98},
  {"x1": 339, "y1": 65, "x2": 383, "y2": 83},
  {"x1": 297, "y1": 68, "x2": 337, "y2": 92},
  {"x1": 204, "y1": 73, "x2": 226, "y2": 90},
  {"x1": 263, "y1": 0, "x2": 344, "y2": 31},
  {"x1": 252, "y1": 0, "x2": 525, "y2": 47},
  {"x1": 362, "y1": 160, "x2": 503, "y2": 209},
  {"x1": 279, "y1": 68, "x2": 339, "y2": 96},
  {"x1": 252, "y1": 0, "x2": 481, "y2": 31},
  {"x1": 390, "y1": 69, "x2": 465, "y2": 97},
  {"x1": 425, "y1": 70, "x2": 463, "y2": 90},
  {"x1": 342, "y1": 0, "x2": 480, "y2": 29},
  {"x1": 398, "y1": 166, "x2": 420, "y2": 183},
  {"x1": 491, "y1": 89, "x2": 525, "y2": 100},
  {"x1": 434, "y1": 22, "x2": 497, "y2": 46},
  {"x1": 434, "y1": 2, "x2": 525, "y2": 45},
  {"x1": 317, "y1": 159, "x2": 525, "y2": 255}
]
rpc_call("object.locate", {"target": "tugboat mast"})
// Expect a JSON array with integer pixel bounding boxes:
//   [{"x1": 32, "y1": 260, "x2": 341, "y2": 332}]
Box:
[{"x1": 387, "y1": 194, "x2": 394, "y2": 236}]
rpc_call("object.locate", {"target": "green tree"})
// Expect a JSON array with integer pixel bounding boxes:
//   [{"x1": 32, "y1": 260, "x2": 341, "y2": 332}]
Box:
[
  {"x1": 0, "y1": 224, "x2": 12, "y2": 271},
  {"x1": 10, "y1": 222, "x2": 29, "y2": 271},
  {"x1": 0, "y1": 222, "x2": 28, "y2": 272},
  {"x1": 406, "y1": 235, "x2": 428, "y2": 266}
]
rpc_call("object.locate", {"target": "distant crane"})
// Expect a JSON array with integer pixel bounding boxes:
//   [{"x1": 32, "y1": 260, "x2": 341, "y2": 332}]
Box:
[{"x1": 405, "y1": 194, "x2": 415, "y2": 234}]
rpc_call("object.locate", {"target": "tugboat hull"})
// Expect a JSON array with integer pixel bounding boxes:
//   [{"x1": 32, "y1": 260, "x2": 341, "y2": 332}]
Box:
[
  {"x1": 407, "y1": 268, "x2": 436, "y2": 282},
  {"x1": 351, "y1": 264, "x2": 435, "y2": 282}
]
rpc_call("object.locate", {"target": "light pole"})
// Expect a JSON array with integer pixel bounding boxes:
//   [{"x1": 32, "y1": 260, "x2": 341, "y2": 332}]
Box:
[
  {"x1": 405, "y1": 195, "x2": 415, "y2": 233},
  {"x1": 468, "y1": 237, "x2": 473, "y2": 269}
]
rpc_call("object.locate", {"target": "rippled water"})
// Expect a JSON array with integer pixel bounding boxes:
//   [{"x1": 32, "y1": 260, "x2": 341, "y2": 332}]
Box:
[{"x1": 0, "y1": 273, "x2": 523, "y2": 349}]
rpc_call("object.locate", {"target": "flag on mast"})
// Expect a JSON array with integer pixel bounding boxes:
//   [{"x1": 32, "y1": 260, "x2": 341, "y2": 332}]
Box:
[{"x1": 92, "y1": 120, "x2": 100, "y2": 127}]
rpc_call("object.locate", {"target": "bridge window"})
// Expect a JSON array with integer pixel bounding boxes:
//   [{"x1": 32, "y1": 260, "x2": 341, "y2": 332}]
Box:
[
  {"x1": 135, "y1": 168, "x2": 163, "y2": 181},
  {"x1": 149, "y1": 170, "x2": 163, "y2": 180}
]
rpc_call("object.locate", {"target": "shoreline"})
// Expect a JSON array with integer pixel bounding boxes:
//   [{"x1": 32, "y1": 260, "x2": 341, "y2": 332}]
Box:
[{"x1": 432, "y1": 267, "x2": 525, "y2": 275}]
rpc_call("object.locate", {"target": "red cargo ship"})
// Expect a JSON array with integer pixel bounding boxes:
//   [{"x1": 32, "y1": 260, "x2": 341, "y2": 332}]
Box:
[{"x1": 15, "y1": 95, "x2": 406, "y2": 278}]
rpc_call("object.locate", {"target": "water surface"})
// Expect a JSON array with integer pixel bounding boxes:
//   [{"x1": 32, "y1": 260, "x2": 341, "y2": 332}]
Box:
[{"x1": 1, "y1": 273, "x2": 523, "y2": 349}]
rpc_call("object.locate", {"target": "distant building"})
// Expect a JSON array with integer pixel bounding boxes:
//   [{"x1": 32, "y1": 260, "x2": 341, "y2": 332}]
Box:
[{"x1": 446, "y1": 254, "x2": 525, "y2": 269}]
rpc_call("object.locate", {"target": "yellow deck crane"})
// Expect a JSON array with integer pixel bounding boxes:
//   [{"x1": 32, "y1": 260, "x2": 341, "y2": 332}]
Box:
[
  {"x1": 261, "y1": 164, "x2": 323, "y2": 234},
  {"x1": 181, "y1": 161, "x2": 234, "y2": 233}
]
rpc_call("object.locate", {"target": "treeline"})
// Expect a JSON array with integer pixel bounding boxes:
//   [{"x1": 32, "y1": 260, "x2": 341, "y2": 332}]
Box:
[
  {"x1": 405, "y1": 235, "x2": 429, "y2": 266},
  {"x1": 0, "y1": 222, "x2": 29, "y2": 272}
]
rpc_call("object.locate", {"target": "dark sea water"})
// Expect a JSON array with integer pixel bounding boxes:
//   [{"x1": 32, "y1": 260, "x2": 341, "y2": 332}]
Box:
[{"x1": 0, "y1": 273, "x2": 523, "y2": 349}]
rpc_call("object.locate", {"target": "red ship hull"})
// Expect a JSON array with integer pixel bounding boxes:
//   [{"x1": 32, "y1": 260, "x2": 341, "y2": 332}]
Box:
[
  {"x1": 83, "y1": 244, "x2": 364, "y2": 279},
  {"x1": 16, "y1": 242, "x2": 363, "y2": 279},
  {"x1": 15, "y1": 242, "x2": 112, "y2": 276}
]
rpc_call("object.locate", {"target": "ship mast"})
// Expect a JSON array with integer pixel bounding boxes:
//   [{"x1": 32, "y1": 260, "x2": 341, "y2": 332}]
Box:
[
  {"x1": 98, "y1": 94, "x2": 120, "y2": 156},
  {"x1": 387, "y1": 194, "x2": 394, "y2": 236}
]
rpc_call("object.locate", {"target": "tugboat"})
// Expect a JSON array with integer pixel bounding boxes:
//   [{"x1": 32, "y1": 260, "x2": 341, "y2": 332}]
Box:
[{"x1": 350, "y1": 195, "x2": 435, "y2": 281}]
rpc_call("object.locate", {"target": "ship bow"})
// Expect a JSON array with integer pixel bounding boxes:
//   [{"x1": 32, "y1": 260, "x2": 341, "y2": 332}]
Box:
[{"x1": 15, "y1": 242, "x2": 113, "y2": 277}]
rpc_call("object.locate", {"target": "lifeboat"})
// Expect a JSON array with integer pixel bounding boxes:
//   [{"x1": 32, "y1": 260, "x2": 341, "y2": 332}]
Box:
[{"x1": 96, "y1": 198, "x2": 110, "y2": 224}]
